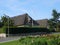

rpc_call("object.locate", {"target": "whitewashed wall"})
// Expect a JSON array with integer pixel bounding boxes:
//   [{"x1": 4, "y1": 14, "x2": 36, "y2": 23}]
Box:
[{"x1": 0, "y1": 33, "x2": 6, "y2": 38}]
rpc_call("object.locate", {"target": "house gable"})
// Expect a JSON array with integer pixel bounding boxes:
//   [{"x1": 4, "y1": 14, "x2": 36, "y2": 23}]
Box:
[
  {"x1": 11, "y1": 13, "x2": 39, "y2": 26},
  {"x1": 11, "y1": 13, "x2": 48, "y2": 28}
]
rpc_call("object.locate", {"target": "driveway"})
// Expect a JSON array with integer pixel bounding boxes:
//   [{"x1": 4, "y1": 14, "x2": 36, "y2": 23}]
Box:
[{"x1": 0, "y1": 36, "x2": 20, "y2": 43}]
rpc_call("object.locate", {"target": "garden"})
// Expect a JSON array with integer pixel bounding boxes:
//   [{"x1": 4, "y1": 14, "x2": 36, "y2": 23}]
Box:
[{"x1": 0, "y1": 34, "x2": 60, "y2": 45}]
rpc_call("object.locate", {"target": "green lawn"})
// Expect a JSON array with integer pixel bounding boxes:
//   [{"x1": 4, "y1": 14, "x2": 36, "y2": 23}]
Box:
[
  {"x1": 0, "y1": 26, "x2": 6, "y2": 33},
  {"x1": 0, "y1": 28, "x2": 4, "y2": 33},
  {"x1": 0, "y1": 40, "x2": 19, "y2": 45},
  {"x1": 0, "y1": 34, "x2": 60, "y2": 45}
]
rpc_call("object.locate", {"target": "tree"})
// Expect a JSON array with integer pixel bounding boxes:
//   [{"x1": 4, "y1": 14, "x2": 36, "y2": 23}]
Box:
[
  {"x1": 1, "y1": 14, "x2": 14, "y2": 27},
  {"x1": 0, "y1": 20, "x2": 3, "y2": 28},
  {"x1": 48, "y1": 10, "x2": 60, "y2": 32}
]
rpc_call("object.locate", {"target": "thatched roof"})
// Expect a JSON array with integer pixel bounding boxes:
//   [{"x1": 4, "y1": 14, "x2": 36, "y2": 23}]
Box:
[
  {"x1": 36, "y1": 19, "x2": 48, "y2": 27},
  {"x1": 11, "y1": 13, "x2": 48, "y2": 27},
  {"x1": 11, "y1": 13, "x2": 39, "y2": 26},
  {"x1": 11, "y1": 13, "x2": 28, "y2": 26}
]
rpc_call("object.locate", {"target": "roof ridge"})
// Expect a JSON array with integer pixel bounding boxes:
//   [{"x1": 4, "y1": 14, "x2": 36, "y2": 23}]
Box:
[
  {"x1": 36, "y1": 19, "x2": 48, "y2": 21},
  {"x1": 11, "y1": 13, "x2": 28, "y2": 18}
]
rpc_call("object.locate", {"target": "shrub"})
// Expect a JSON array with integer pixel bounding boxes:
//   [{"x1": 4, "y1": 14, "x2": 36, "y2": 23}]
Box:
[
  {"x1": 18, "y1": 36, "x2": 60, "y2": 45},
  {"x1": 6, "y1": 27, "x2": 50, "y2": 34}
]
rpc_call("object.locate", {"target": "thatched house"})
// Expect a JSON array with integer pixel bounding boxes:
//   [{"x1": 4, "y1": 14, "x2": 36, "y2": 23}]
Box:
[
  {"x1": 11, "y1": 13, "x2": 39, "y2": 27},
  {"x1": 11, "y1": 13, "x2": 49, "y2": 28}
]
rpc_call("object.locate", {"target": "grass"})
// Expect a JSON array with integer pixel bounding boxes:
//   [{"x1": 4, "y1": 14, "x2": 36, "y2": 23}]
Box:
[
  {"x1": 0, "y1": 28, "x2": 4, "y2": 33},
  {"x1": 0, "y1": 34, "x2": 60, "y2": 45},
  {"x1": 0, "y1": 40, "x2": 19, "y2": 45},
  {"x1": 0, "y1": 26, "x2": 6, "y2": 33}
]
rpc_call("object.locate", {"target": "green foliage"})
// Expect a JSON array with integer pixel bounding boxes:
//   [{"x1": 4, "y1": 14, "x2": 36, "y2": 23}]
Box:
[
  {"x1": 0, "y1": 35, "x2": 60, "y2": 45},
  {"x1": 6, "y1": 27, "x2": 50, "y2": 34},
  {"x1": 48, "y1": 9, "x2": 60, "y2": 32},
  {"x1": 19, "y1": 35, "x2": 60, "y2": 45},
  {"x1": 0, "y1": 26, "x2": 6, "y2": 33},
  {"x1": 1, "y1": 14, "x2": 14, "y2": 27},
  {"x1": 0, "y1": 14, "x2": 14, "y2": 33},
  {"x1": 0, "y1": 21, "x2": 3, "y2": 28},
  {"x1": 0, "y1": 28, "x2": 4, "y2": 33}
]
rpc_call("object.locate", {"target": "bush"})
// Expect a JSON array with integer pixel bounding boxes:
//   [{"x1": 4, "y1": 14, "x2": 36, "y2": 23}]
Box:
[
  {"x1": 19, "y1": 36, "x2": 60, "y2": 45},
  {"x1": 6, "y1": 27, "x2": 50, "y2": 34},
  {"x1": 0, "y1": 26, "x2": 6, "y2": 33}
]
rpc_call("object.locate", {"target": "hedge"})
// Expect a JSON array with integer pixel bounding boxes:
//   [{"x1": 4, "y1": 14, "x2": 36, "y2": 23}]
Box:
[{"x1": 6, "y1": 27, "x2": 50, "y2": 34}]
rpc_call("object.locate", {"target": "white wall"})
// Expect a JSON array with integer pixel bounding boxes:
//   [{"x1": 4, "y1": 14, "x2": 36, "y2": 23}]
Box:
[{"x1": 0, "y1": 33, "x2": 6, "y2": 38}]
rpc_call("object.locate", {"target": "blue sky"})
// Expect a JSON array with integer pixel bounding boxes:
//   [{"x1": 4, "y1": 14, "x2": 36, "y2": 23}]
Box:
[{"x1": 0, "y1": 0, "x2": 60, "y2": 20}]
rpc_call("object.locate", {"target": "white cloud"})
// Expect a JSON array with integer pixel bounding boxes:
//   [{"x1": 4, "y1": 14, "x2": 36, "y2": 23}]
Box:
[{"x1": 0, "y1": 0, "x2": 60, "y2": 17}]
